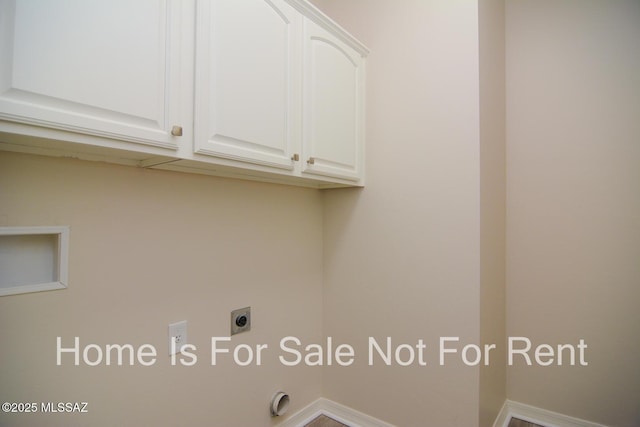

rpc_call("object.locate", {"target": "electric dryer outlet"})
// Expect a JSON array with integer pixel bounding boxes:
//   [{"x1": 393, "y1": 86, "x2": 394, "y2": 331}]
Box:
[{"x1": 231, "y1": 307, "x2": 251, "y2": 335}]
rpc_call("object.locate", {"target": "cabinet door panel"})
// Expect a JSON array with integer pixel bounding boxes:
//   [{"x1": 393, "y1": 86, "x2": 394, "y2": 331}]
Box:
[
  {"x1": 0, "y1": 0, "x2": 181, "y2": 149},
  {"x1": 194, "y1": 0, "x2": 298, "y2": 169},
  {"x1": 302, "y1": 19, "x2": 364, "y2": 181}
]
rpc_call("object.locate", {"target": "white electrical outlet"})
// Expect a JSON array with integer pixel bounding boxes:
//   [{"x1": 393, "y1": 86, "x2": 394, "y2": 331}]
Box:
[{"x1": 168, "y1": 320, "x2": 188, "y2": 355}]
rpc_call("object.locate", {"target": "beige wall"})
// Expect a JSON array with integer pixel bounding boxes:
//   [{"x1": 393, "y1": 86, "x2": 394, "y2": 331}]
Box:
[
  {"x1": 479, "y1": 0, "x2": 506, "y2": 425},
  {"x1": 3, "y1": 1, "x2": 637, "y2": 426},
  {"x1": 0, "y1": 152, "x2": 323, "y2": 426},
  {"x1": 506, "y1": 1, "x2": 640, "y2": 426},
  {"x1": 315, "y1": 0, "x2": 493, "y2": 425}
]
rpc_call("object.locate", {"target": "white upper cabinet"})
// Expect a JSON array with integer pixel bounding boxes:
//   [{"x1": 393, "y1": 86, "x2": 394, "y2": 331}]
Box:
[
  {"x1": 0, "y1": 0, "x2": 183, "y2": 150},
  {"x1": 194, "y1": 0, "x2": 300, "y2": 170},
  {"x1": 302, "y1": 17, "x2": 365, "y2": 181},
  {"x1": 0, "y1": 0, "x2": 368, "y2": 188}
]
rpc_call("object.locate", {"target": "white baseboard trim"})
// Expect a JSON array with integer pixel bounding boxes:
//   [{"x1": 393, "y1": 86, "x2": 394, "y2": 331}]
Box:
[
  {"x1": 494, "y1": 400, "x2": 609, "y2": 427},
  {"x1": 278, "y1": 397, "x2": 396, "y2": 427},
  {"x1": 280, "y1": 397, "x2": 608, "y2": 427},
  {"x1": 493, "y1": 400, "x2": 511, "y2": 427}
]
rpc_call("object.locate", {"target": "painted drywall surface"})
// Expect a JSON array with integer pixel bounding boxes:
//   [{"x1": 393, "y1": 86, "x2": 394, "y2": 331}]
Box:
[
  {"x1": 478, "y1": 0, "x2": 506, "y2": 425},
  {"x1": 0, "y1": 152, "x2": 323, "y2": 426},
  {"x1": 315, "y1": 1, "x2": 483, "y2": 425},
  {"x1": 506, "y1": 1, "x2": 640, "y2": 426}
]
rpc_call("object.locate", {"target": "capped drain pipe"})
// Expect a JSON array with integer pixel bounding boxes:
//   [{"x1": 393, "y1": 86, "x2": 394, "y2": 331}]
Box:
[{"x1": 270, "y1": 392, "x2": 290, "y2": 417}]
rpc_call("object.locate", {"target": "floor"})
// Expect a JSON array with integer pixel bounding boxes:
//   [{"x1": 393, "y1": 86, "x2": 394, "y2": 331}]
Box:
[
  {"x1": 304, "y1": 415, "x2": 544, "y2": 427},
  {"x1": 305, "y1": 415, "x2": 349, "y2": 427},
  {"x1": 508, "y1": 418, "x2": 546, "y2": 427}
]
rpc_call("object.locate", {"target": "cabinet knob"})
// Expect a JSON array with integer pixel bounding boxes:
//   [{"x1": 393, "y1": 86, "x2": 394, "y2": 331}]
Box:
[
  {"x1": 307, "y1": 157, "x2": 315, "y2": 165},
  {"x1": 291, "y1": 153, "x2": 299, "y2": 162},
  {"x1": 171, "y1": 126, "x2": 183, "y2": 137}
]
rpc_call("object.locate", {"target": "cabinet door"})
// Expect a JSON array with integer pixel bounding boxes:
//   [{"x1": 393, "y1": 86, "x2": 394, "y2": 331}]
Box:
[
  {"x1": 194, "y1": 0, "x2": 299, "y2": 170},
  {"x1": 302, "y1": 18, "x2": 365, "y2": 182},
  {"x1": 0, "y1": 0, "x2": 183, "y2": 150}
]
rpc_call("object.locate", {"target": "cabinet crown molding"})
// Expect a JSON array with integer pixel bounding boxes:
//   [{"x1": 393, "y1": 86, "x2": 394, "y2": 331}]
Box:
[{"x1": 286, "y1": 0, "x2": 370, "y2": 56}]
